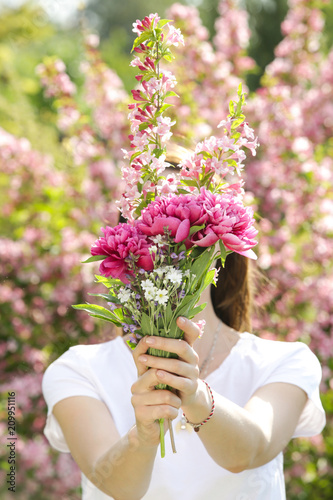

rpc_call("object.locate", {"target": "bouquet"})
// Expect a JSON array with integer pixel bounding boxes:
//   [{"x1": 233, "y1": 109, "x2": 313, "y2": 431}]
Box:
[{"x1": 73, "y1": 13, "x2": 259, "y2": 458}]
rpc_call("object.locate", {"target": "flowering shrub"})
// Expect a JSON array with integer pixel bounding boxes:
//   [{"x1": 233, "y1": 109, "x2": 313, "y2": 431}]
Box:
[{"x1": 0, "y1": 0, "x2": 332, "y2": 497}]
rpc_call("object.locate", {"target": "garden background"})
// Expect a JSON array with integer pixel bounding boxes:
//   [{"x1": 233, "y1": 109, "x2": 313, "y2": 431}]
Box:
[{"x1": 0, "y1": 0, "x2": 332, "y2": 498}]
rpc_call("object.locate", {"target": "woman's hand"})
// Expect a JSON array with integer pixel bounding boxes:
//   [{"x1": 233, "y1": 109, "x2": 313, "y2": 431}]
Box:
[{"x1": 130, "y1": 317, "x2": 205, "y2": 445}]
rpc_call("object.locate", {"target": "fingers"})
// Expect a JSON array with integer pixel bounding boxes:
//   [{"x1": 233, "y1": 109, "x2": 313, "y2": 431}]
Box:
[
  {"x1": 131, "y1": 377, "x2": 182, "y2": 431},
  {"x1": 176, "y1": 316, "x2": 201, "y2": 347},
  {"x1": 132, "y1": 336, "x2": 155, "y2": 376},
  {"x1": 132, "y1": 318, "x2": 200, "y2": 376},
  {"x1": 138, "y1": 332, "x2": 199, "y2": 365},
  {"x1": 131, "y1": 389, "x2": 182, "y2": 411},
  {"x1": 138, "y1": 353, "x2": 199, "y2": 381}
]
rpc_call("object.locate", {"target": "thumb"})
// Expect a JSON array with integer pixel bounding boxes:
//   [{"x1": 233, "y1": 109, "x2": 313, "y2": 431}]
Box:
[{"x1": 176, "y1": 316, "x2": 201, "y2": 348}]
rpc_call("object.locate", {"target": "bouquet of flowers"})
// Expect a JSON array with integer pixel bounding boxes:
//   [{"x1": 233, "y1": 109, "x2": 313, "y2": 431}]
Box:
[{"x1": 73, "y1": 13, "x2": 259, "y2": 458}]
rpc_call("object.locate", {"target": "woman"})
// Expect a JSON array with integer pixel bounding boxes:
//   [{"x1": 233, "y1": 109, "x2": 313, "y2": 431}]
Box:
[{"x1": 42, "y1": 251, "x2": 326, "y2": 500}]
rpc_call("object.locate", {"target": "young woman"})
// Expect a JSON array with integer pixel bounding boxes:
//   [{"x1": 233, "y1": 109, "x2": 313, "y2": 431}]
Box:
[{"x1": 42, "y1": 252, "x2": 326, "y2": 500}]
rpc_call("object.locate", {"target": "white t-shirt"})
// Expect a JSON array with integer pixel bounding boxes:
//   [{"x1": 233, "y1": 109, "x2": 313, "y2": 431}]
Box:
[{"x1": 42, "y1": 332, "x2": 326, "y2": 500}]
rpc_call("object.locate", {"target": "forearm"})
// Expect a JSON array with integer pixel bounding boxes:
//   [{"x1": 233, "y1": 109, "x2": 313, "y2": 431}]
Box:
[
  {"x1": 89, "y1": 425, "x2": 158, "y2": 500},
  {"x1": 182, "y1": 384, "x2": 267, "y2": 473}
]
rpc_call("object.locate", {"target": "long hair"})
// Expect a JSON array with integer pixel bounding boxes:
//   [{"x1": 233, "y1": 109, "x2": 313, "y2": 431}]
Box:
[
  {"x1": 165, "y1": 148, "x2": 255, "y2": 333},
  {"x1": 210, "y1": 252, "x2": 254, "y2": 333}
]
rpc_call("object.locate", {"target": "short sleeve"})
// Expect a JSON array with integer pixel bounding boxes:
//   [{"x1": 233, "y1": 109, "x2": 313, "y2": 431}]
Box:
[
  {"x1": 42, "y1": 350, "x2": 102, "y2": 453},
  {"x1": 260, "y1": 342, "x2": 326, "y2": 438}
]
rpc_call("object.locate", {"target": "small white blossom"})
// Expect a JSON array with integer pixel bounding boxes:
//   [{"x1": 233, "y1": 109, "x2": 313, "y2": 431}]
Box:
[
  {"x1": 118, "y1": 288, "x2": 132, "y2": 303},
  {"x1": 149, "y1": 245, "x2": 158, "y2": 254},
  {"x1": 155, "y1": 267, "x2": 166, "y2": 278},
  {"x1": 144, "y1": 287, "x2": 158, "y2": 302},
  {"x1": 151, "y1": 234, "x2": 165, "y2": 247},
  {"x1": 165, "y1": 269, "x2": 183, "y2": 286},
  {"x1": 184, "y1": 269, "x2": 191, "y2": 277},
  {"x1": 155, "y1": 289, "x2": 169, "y2": 305},
  {"x1": 141, "y1": 279, "x2": 155, "y2": 291}
]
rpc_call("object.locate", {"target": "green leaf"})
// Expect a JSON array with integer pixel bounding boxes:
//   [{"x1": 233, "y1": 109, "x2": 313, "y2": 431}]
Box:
[
  {"x1": 141, "y1": 312, "x2": 152, "y2": 335},
  {"x1": 72, "y1": 304, "x2": 122, "y2": 326},
  {"x1": 130, "y1": 150, "x2": 142, "y2": 163},
  {"x1": 219, "y1": 240, "x2": 227, "y2": 263},
  {"x1": 190, "y1": 246, "x2": 215, "y2": 292},
  {"x1": 165, "y1": 91, "x2": 179, "y2": 98},
  {"x1": 158, "y1": 19, "x2": 172, "y2": 28},
  {"x1": 189, "y1": 224, "x2": 205, "y2": 236},
  {"x1": 131, "y1": 31, "x2": 152, "y2": 51},
  {"x1": 188, "y1": 302, "x2": 207, "y2": 318},
  {"x1": 201, "y1": 269, "x2": 216, "y2": 290},
  {"x1": 165, "y1": 301, "x2": 173, "y2": 324},
  {"x1": 139, "y1": 122, "x2": 151, "y2": 131},
  {"x1": 81, "y1": 255, "x2": 105, "y2": 264},
  {"x1": 156, "y1": 103, "x2": 173, "y2": 116},
  {"x1": 196, "y1": 150, "x2": 213, "y2": 159},
  {"x1": 113, "y1": 308, "x2": 124, "y2": 321},
  {"x1": 163, "y1": 53, "x2": 173, "y2": 62},
  {"x1": 177, "y1": 188, "x2": 192, "y2": 194},
  {"x1": 94, "y1": 275, "x2": 122, "y2": 288},
  {"x1": 181, "y1": 179, "x2": 198, "y2": 188},
  {"x1": 231, "y1": 117, "x2": 245, "y2": 130},
  {"x1": 189, "y1": 246, "x2": 206, "y2": 259},
  {"x1": 88, "y1": 293, "x2": 121, "y2": 304},
  {"x1": 89, "y1": 314, "x2": 121, "y2": 325}
]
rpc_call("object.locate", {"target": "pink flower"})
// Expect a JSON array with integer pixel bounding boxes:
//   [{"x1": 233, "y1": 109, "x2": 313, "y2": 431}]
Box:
[
  {"x1": 193, "y1": 188, "x2": 258, "y2": 258},
  {"x1": 132, "y1": 14, "x2": 160, "y2": 35},
  {"x1": 137, "y1": 189, "x2": 258, "y2": 259},
  {"x1": 91, "y1": 224, "x2": 154, "y2": 283},
  {"x1": 138, "y1": 193, "x2": 207, "y2": 245}
]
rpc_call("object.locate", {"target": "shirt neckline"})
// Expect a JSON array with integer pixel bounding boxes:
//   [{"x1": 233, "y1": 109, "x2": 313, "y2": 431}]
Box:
[
  {"x1": 116, "y1": 332, "x2": 253, "y2": 379},
  {"x1": 204, "y1": 331, "x2": 252, "y2": 381}
]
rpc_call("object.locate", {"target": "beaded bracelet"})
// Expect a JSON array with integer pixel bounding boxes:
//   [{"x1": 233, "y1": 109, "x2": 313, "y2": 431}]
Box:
[{"x1": 183, "y1": 380, "x2": 215, "y2": 432}]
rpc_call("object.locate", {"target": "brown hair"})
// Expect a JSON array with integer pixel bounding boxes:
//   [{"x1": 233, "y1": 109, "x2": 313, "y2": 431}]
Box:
[
  {"x1": 164, "y1": 148, "x2": 256, "y2": 333},
  {"x1": 210, "y1": 252, "x2": 254, "y2": 333}
]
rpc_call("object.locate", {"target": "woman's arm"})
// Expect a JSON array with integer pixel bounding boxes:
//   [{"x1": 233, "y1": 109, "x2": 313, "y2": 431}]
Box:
[
  {"x1": 140, "y1": 317, "x2": 308, "y2": 474},
  {"x1": 52, "y1": 336, "x2": 182, "y2": 500},
  {"x1": 53, "y1": 397, "x2": 156, "y2": 500},
  {"x1": 182, "y1": 380, "x2": 307, "y2": 472}
]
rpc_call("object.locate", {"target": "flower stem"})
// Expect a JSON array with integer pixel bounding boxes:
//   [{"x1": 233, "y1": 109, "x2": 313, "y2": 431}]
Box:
[
  {"x1": 168, "y1": 419, "x2": 177, "y2": 454},
  {"x1": 159, "y1": 418, "x2": 165, "y2": 458}
]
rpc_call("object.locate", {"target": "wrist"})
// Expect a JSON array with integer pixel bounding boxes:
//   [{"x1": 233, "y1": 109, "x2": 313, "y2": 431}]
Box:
[
  {"x1": 181, "y1": 379, "x2": 212, "y2": 425},
  {"x1": 128, "y1": 424, "x2": 159, "y2": 455}
]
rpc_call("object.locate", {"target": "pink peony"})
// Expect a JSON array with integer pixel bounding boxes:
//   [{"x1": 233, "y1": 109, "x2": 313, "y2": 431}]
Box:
[
  {"x1": 137, "y1": 188, "x2": 257, "y2": 258},
  {"x1": 193, "y1": 188, "x2": 258, "y2": 258},
  {"x1": 91, "y1": 224, "x2": 154, "y2": 283},
  {"x1": 137, "y1": 193, "x2": 208, "y2": 245}
]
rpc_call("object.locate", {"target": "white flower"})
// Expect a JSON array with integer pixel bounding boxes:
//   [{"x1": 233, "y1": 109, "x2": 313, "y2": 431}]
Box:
[
  {"x1": 155, "y1": 267, "x2": 166, "y2": 278},
  {"x1": 151, "y1": 234, "x2": 165, "y2": 247},
  {"x1": 144, "y1": 287, "x2": 158, "y2": 302},
  {"x1": 155, "y1": 289, "x2": 169, "y2": 305},
  {"x1": 149, "y1": 245, "x2": 158, "y2": 254},
  {"x1": 118, "y1": 288, "x2": 132, "y2": 303},
  {"x1": 165, "y1": 269, "x2": 183, "y2": 286},
  {"x1": 141, "y1": 279, "x2": 155, "y2": 291},
  {"x1": 184, "y1": 269, "x2": 191, "y2": 278}
]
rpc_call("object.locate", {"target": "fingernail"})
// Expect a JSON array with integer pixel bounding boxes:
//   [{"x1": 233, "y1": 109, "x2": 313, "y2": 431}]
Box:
[
  {"x1": 139, "y1": 355, "x2": 147, "y2": 362},
  {"x1": 157, "y1": 370, "x2": 165, "y2": 378},
  {"x1": 178, "y1": 317, "x2": 185, "y2": 326},
  {"x1": 146, "y1": 337, "x2": 155, "y2": 345}
]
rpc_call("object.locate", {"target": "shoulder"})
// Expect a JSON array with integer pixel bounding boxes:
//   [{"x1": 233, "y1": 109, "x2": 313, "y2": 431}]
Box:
[
  {"x1": 241, "y1": 332, "x2": 317, "y2": 359},
  {"x1": 50, "y1": 335, "x2": 125, "y2": 364},
  {"x1": 42, "y1": 336, "x2": 128, "y2": 384},
  {"x1": 240, "y1": 333, "x2": 323, "y2": 388}
]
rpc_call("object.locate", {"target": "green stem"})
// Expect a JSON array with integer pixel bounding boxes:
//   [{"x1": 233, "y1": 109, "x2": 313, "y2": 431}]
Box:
[{"x1": 159, "y1": 418, "x2": 165, "y2": 458}]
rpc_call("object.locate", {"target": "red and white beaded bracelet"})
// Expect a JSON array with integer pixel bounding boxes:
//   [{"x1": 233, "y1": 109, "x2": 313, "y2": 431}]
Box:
[{"x1": 182, "y1": 380, "x2": 215, "y2": 432}]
